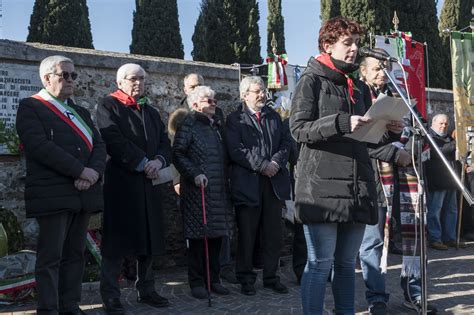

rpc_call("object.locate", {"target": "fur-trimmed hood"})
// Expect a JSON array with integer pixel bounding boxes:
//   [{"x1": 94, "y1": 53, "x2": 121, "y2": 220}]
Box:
[{"x1": 168, "y1": 108, "x2": 190, "y2": 137}]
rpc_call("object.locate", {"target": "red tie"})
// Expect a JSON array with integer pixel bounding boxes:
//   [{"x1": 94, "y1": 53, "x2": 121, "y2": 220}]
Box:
[{"x1": 255, "y1": 111, "x2": 261, "y2": 124}]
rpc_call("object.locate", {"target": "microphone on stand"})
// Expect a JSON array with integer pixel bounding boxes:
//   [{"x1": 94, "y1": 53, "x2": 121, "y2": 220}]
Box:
[{"x1": 359, "y1": 47, "x2": 398, "y2": 63}]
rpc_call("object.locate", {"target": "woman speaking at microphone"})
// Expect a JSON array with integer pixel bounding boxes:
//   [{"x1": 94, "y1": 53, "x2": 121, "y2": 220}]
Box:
[{"x1": 289, "y1": 17, "x2": 403, "y2": 314}]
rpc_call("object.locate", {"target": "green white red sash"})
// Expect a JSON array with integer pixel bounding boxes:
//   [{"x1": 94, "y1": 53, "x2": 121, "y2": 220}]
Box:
[{"x1": 32, "y1": 89, "x2": 93, "y2": 151}]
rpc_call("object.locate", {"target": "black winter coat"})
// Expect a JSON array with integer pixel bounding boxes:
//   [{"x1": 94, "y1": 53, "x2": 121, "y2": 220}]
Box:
[
  {"x1": 290, "y1": 57, "x2": 384, "y2": 225},
  {"x1": 172, "y1": 110, "x2": 232, "y2": 239},
  {"x1": 425, "y1": 128, "x2": 457, "y2": 191},
  {"x1": 97, "y1": 95, "x2": 172, "y2": 257},
  {"x1": 226, "y1": 104, "x2": 291, "y2": 207},
  {"x1": 16, "y1": 97, "x2": 106, "y2": 218}
]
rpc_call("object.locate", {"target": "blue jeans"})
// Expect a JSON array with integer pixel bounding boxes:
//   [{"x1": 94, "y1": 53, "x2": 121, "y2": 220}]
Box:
[
  {"x1": 427, "y1": 190, "x2": 458, "y2": 242},
  {"x1": 359, "y1": 207, "x2": 390, "y2": 305},
  {"x1": 400, "y1": 276, "x2": 421, "y2": 301},
  {"x1": 301, "y1": 222, "x2": 365, "y2": 315}
]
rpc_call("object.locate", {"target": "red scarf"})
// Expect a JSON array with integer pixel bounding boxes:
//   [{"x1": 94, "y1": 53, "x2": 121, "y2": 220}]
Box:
[
  {"x1": 316, "y1": 54, "x2": 355, "y2": 104},
  {"x1": 109, "y1": 89, "x2": 140, "y2": 110}
]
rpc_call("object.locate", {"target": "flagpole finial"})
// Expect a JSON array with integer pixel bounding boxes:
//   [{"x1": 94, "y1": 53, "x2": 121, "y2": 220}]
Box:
[
  {"x1": 392, "y1": 11, "x2": 399, "y2": 32},
  {"x1": 271, "y1": 33, "x2": 278, "y2": 55}
]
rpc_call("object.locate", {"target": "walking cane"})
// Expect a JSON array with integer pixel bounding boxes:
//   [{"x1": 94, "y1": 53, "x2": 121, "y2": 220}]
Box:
[
  {"x1": 456, "y1": 160, "x2": 466, "y2": 249},
  {"x1": 201, "y1": 185, "x2": 212, "y2": 307}
]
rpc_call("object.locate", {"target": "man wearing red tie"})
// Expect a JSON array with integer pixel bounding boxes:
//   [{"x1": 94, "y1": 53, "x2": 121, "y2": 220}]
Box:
[{"x1": 225, "y1": 76, "x2": 291, "y2": 296}]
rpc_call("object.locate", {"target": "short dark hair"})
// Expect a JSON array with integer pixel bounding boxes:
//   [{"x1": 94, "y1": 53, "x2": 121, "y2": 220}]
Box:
[{"x1": 318, "y1": 17, "x2": 364, "y2": 53}]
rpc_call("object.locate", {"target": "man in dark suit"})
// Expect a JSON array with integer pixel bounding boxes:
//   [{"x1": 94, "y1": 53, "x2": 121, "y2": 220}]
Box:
[
  {"x1": 226, "y1": 76, "x2": 291, "y2": 295},
  {"x1": 16, "y1": 55, "x2": 106, "y2": 315}
]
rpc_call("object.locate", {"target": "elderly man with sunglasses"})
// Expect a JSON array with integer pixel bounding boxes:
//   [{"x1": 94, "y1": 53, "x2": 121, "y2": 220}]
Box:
[{"x1": 16, "y1": 55, "x2": 106, "y2": 315}]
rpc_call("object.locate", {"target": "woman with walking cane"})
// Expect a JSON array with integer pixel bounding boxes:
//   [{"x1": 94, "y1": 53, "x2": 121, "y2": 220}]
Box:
[{"x1": 171, "y1": 85, "x2": 233, "y2": 301}]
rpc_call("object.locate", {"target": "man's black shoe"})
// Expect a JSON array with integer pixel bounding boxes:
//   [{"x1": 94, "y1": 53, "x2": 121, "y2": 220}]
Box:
[
  {"x1": 241, "y1": 283, "x2": 256, "y2": 296},
  {"x1": 263, "y1": 281, "x2": 288, "y2": 294},
  {"x1": 102, "y1": 297, "x2": 125, "y2": 315},
  {"x1": 59, "y1": 309, "x2": 86, "y2": 315},
  {"x1": 403, "y1": 299, "x2": 437, "y2": 314},
  {"x1": 137, "y1": 292, "x2": 169, "y2": 308}
]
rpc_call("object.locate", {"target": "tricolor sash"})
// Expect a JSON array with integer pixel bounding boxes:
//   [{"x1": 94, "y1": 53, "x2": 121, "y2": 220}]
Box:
[{"x1": 32, "y1": 89, "x2": 93, "y2": 151}]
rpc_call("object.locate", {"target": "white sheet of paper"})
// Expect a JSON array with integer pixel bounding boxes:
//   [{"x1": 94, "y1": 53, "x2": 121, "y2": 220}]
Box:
[
  {"x1": 345, "y1": 93, "x2": 412, "y2": 144},
  {"x1": 152, "y1": 165, "x2": 179, "y2": 186}
]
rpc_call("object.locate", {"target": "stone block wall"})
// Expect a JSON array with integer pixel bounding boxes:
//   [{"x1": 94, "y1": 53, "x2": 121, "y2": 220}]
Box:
[
  {"x1": 0, "y1": 40, "x2": 240, "y2": 267},
  {"x1": 0, "y1": 40, "x2": 457, "y2": 267}
]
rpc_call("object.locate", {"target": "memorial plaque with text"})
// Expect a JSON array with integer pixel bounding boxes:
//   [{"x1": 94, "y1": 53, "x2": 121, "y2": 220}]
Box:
[{"x1": 0, "y1": 64, "x2": 43, "y2": 154}]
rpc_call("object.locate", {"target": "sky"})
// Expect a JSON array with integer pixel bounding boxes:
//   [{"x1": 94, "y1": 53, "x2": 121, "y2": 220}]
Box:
[{"x1": 1, "y1": 0, "x2": 444, "y2": 66}]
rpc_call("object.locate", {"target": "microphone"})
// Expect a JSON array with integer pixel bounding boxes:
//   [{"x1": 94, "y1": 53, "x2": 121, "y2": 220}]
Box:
[{"x1": 359, "y1": 47, "x2": 398, "y2": 62}]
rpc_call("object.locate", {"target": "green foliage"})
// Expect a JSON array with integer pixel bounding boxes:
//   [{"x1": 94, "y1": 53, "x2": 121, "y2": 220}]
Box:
[
  {"x1": 243, "y1": 1, "x2": 263, "y2": 64},
  {"x1": 192, "y1": 0, "x2": 236, "y2": 64},
  {"x1": 340, "y1": 0, "x2": 391, "y2": 47},
  {"x1": 0, "y1": 121, "x2": 21, "y2": 155},
  {"x1": 0, "y1": 207, "x2": 25, "y2": 254},
  {"x1": 130, "y1": 0, "x2": 184, "y2": 59},
  {"x1": 27, "y1": 0, "x2": 94, "y2": 49},
  {"x1": 267, "y1": 0, "x2": 286, "y2": 55},
  {"x1": 320, "y1": 0, "x2": 341, "y2": 23},
  {"x1": 192, "y1": 0, "x2": 262, "y2": 65},
  {"x1": 389, "y1": 0, "x2": 448, "y2": 88}
]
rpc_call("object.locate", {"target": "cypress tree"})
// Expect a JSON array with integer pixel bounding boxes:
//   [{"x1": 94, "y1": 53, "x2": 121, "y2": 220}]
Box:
[
  {"x1": 226, "y1": 0, "x2": 262, "y2": 64},
  {"x1": 130, "y1": 0, "x2": 184, "y2": 59},
  {"x1": 192, "y1": 0, "x2": 261, "y2": 65},
  {"x1": 340, "y1": 0, "x2": 391, "y2": 47},
  {"x1": 267, "y1": 0, "x2": 285, "y2": 55},
  {"x1": 439, "y1": 0, "x2": 472, "y2": 33},
  {"x1": 320, "y1": 0, "x2": 341, "y2": 22},
  {"x1": 27, "y1": 0, "x2": 94, "y2": 49},
  {"x1": 389, "y1": 0, "x2": 447, "y2": 88},
  {"x1": 191, "y1": 0, "x2": 236, "y2": 64},
  {"x1": 244, "y1": 0, "x2": 262, "y2": 64}
]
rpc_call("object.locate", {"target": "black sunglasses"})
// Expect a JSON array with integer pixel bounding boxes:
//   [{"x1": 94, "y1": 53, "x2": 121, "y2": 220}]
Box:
[{"x1": 50, "y1": 71, "x2": 78, "y2": 81}]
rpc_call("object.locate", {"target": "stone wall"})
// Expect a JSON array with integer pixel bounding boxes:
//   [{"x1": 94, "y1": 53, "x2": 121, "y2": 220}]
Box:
[
  {"x1": 0, "y1": 40, "x2": 240, "y2": 266},
  {"x1": 0, "y1": 40, "x2": 457, "y2": 267}
]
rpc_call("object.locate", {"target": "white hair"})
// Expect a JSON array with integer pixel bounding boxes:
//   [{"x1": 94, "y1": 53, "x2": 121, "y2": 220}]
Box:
[
  {"x1": 239, "y1": 76, "x2": 264, "y2": 99},
  {"x1": 187, "y1": 86, "x2": 215, "y2": 110},
  {"x1": 39, "y1": 55, "x2": 74, "y2": 87},
  {"x1": 432, "y1": 113, "x2": 448, "y2": 124},
  {"x1": 116, "y1": 63, "x2": 146, "y2": 84}
]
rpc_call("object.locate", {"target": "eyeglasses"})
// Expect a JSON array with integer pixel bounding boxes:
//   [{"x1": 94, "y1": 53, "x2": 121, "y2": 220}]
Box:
[
  {"x1": 200, "y1": 99, "x2": 217, "y2": 105},
  {"x1": 49, "y1": 71, "x2": 78, "y2": 81},
  {"x1": 124, "y1": 76, "x2": 145, "y2": 83},
  {"x1": 248, "y1": 89, "x2": 266, "y2": 95}
]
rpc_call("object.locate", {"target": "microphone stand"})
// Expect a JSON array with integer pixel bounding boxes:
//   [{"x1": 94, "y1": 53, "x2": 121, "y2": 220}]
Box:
[{"x1": 379, "y1": 60, "x2": 474, "y2": 315}]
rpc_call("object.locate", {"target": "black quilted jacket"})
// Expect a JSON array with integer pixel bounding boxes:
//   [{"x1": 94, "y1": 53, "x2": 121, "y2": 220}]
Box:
[
  {"x1": 172, "y1": 110, "x2": 232, "y2": 239},
  {"x1": 290, "y1": 57, "x2": 381, "y2": 225}
]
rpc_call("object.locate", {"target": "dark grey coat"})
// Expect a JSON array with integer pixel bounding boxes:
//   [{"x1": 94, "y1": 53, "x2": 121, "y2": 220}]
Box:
[
  {"x1": 226, "y1": 104, "x2": 291, "y2": 207},
  {"x1": 16, "y1": 97, "x2": 106, "y2": 218}
]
